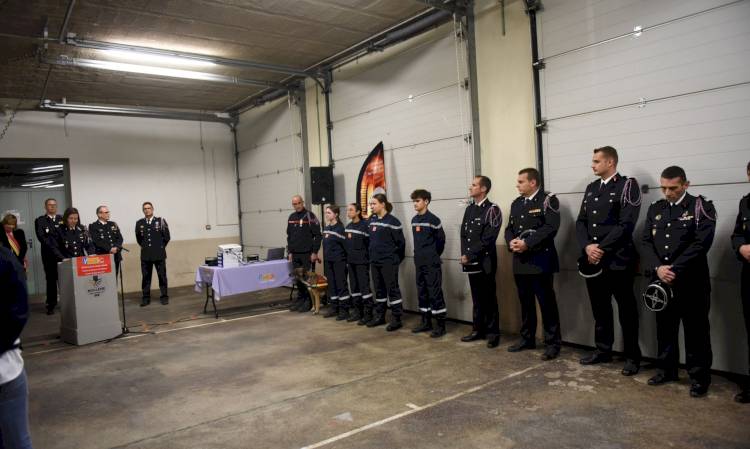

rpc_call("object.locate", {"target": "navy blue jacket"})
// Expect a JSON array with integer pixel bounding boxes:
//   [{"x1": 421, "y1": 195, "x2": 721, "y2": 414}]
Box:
[
  {"x1": 90, "y1": 220, "x2": 124, "y2": 264},
  {"x1": 411, "y1": 210, "x2": 445, "y2": 266},
  {"x1": 576, "y1": 174, "x2": 641, "y2": 271},
  {"x1": 323, "y1": 222, "x2": 347, "y2": 263},
  {"x1": 641, "y1": 193, "x2": 716, "y2": 289},
  {"x1": 0, "y1": 246, "x2": 28, "y2": 355},
  {"x1": 504, "y1": 191, "x2": 560, "y2": 274},
  {"x1": 35, "y1": 214, "x2": 63, "y2": 259},
  {"x1": 460, "y1": 198, "x2": 502, "y2": 274},
  {"x1": 731, "y1": 193, "x2": 750, "y2": 265},
  {"x1": 345, "y1": 219, "x2": 369, "y2": 264},
  {"x1": 51, "y1": 225, "x2": 95, "y2": 259},
  {"x1": 286, "y1": 209, "x2": 322, "y2": 254},
  {"x1": 368, "y1": 213, "x2": 405, "y2": 265},
  {"x1": 136, "y1": 217, "x2": 170, "y2": 261}
]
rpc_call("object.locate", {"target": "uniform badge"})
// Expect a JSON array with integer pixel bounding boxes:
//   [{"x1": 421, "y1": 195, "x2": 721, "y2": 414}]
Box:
[
  {"x1": 587, "y1": 192, "x2": 592, "y2": 196},
  {"x1": 371, "y1": 226, "x2": 377, "y2": 232},
  {"x1": 45, "y1": 227, "x2": 49, "y2": 233},
  {"x1": 416, "y1": 226, "x2": 421, "y2": 232},
  {"x1": 655, "y1": 214, "x2": 661, "y2": 221}
]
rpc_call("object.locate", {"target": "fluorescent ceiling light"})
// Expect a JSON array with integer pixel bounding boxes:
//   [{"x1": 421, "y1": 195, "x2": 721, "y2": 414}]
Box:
[
  {"x1": 30, "y1": 168, "x2": 63, "y2": 174},
  {"x1": 103, "y1": 49, "x2": 216, "y2": 68},
  {"x1": 22, "y1": 180, "x2": 54, "y2": 187},
  {"x1": 32, "y1": 164, "x2": 63, "y2": 171},
  {"x1": 44, "y1": 184, "x2": 65, "y2": 188}
]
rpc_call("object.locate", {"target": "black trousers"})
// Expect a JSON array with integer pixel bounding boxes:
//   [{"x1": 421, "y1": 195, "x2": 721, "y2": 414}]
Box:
[
  {"x1": 416, "y1": 263, "x2": 446, "y2": 317},
  {"x1": 291, "y1": 253, "x2": 312, "y2": 301},
  {"x1": 585, "y1": 269, "x2": 641, "y2": 361},
  {"x1": 743, "y1": 264, "x2": 750, "y2": 381},
  {"x1": 514, "y1": 273, "x2": 561, "y2": 348},
  {"x1": 371, "y1": 263, "x2": 402, "y2": 317},
  {"x1": 468, "y1": 271, "x2": 500, "y2": 337},
  {"x1": 42, "y1": 253, "x2": 59, "y2": 310},
  {"x1": 141, "y1": 259, "x2": 168, "y2": 299},
  {"x1": 324, "y1": 260, "x2": 349, "y2": 305},
  {"x1": 655, "y1": 280, "x2": 713, "y2": 384},
  {"x1": 348, "y1": 263, "x2": 372, "y2": 309}
]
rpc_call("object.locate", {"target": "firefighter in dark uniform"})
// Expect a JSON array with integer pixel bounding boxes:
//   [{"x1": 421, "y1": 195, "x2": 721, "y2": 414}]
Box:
[
  {"x1": 410, "y1": 189, "x2": 447, "y2": 338},
  {"x1": 504, "y1": 168, "x2": 562, "y2": 360},
  {"x1": 89, "y1": 205, "x2": 124, "y2": 275},
  {"x1": 642, "y1": 166, "x2": 716, "y2": 398},
  {"x1": 287, "y1": 195, "x2": 322, "y2": 313},
  {"x1": 731, "y1": 161, "x2": 750, "y2": 403},
  {"x1": 50, "y1": 207, "x2": 95, "y2": 259},
  {"x1": 35, "y1": 198, "x2": 64, "y2": 315},
  {"x1": 344, "y1": 202, "x2": 372, "y2": 324},
  {"x1": 576, "y1": 146, "x2": 642, "y2": 375},
  {"x1": 460, "y1": 175, "x2": 503, "y2": 348},
  {"x1": 135, "y1": 202, "x2": 170, "y2": 306},
  {"x1": 322, "y1": 205, "x2": 350, "y2": 320},
  {"x1": 367, "y1": 193, "x2": 406, "y2": 331}
]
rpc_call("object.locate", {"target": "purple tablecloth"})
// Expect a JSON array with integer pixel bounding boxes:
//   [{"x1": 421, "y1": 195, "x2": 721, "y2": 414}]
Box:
[{"x1": 194, "y1": 259, "x2": 293, "y2": 300}]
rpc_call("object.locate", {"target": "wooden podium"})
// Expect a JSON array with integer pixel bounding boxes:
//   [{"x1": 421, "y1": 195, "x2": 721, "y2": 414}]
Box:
[{"x1": 58, "y1": 255, "x2": 121, "y2": 345}]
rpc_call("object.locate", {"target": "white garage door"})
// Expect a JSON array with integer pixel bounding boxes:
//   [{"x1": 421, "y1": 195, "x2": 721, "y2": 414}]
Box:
[
  {"x1": 237, "y1": 95, "x2": 306, "y2": 259},
  {"x1": 329, "y1": 28, "x2": 477, "y2": 321},
  {"x1": 538, "y1": 0, "x2": 750, "y2": 373}
]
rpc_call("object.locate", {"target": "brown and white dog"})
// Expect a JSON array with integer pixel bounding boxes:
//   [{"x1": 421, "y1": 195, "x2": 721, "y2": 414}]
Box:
[{"x1": 293, "y1": 268, "x2": 328, "y2": 314}]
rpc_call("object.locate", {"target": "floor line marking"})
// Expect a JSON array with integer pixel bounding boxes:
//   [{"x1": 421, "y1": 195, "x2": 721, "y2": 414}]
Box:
[{"x1": 300, "y1": 362, "x2": 546, "y2": 449}]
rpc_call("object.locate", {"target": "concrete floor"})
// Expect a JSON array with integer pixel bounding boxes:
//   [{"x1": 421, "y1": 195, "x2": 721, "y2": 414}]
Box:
[{"x1": 21, "y1": 287, "x2": 750, "y2": 449}]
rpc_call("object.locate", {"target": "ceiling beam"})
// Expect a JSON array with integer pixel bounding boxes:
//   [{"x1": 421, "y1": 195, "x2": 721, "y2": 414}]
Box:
[
  {"x1": 58, "y1": 0, "x2": 76, "y2": 43},
  {"x1": 39, "y1": 100, "x2": 235, "y2": 124}
]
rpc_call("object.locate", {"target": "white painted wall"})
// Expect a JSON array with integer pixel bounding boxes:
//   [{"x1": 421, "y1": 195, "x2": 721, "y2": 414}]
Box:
[
  {"x1": 0, "y1": 111, "x2": 239, "y2": 243},
  {"x1": 0, "y1": 110, "x2": 239, "y2": 291}
]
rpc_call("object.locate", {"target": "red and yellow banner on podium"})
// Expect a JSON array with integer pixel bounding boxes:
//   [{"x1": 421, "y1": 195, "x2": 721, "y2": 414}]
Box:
[{"x1": 76, "y1": 255, "x2": 112, "y2": 277}]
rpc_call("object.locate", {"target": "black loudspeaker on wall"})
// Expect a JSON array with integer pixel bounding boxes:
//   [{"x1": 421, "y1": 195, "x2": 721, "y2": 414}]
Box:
[{"x1": 310, "y1": 166, "x2": 334, "y2": 204}]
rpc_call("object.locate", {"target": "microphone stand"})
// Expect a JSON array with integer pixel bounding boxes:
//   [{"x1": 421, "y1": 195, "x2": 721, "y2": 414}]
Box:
[{"x1": 107, "y1": 247, "x2": 152, "y2": 342}]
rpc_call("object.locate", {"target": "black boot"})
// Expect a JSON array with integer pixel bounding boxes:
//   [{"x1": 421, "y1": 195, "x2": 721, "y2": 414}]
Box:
[
  {"x1": 359, "y1": 303, "x2": 373, "y2": 326},
  {"x1": 430, "y1": 316, "x2": 446, "y2": 338},
  {"x1": 386, "y1": 303, "x2": 403, "y2": 332},
  {"x1": 347, "y1": 304, "x2": 362, "y2": 323},
  {"x1": 411, "y1": 312, "x2": 432, "y2": 333},
  {"x1": 323, "y1": 300, "x2": 338, "y2": 318},
  {"x1": 336, "y1": 300, "x2": 349, "y2": 321},
  {"x1": 366, "y1": 303, "x2": 386, "y2": 327}
]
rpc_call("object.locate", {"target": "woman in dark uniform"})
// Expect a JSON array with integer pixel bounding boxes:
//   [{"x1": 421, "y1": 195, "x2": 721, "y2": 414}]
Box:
[
  {"x1": 51, "y1": 207, "x2": 95, "y2": 259},
  {"x1": 322, "y1": 205, "x2": 350, "y2": 320},
  {"x1": 345, "y1": 203, "x2": 372, "y2": 324},
  {"x1": 367, "y1": 194, "x2": 405, "y2": 331}
]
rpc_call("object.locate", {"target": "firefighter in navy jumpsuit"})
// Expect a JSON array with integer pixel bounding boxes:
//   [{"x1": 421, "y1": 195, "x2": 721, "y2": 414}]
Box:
[
  {"x1": 322, "y1": 206, "x2": 350, "y2": 320},
  {"x1": 367, "y1": 195, "x2": 406, "y2": 331},
  {"x1": 410, "y1": 189, "x2": 447, "y2": 338},
  {"x1": 287, "y1": 196, "x2": 322, "y2": 313},
  {"x1": 345, "y1": 203, "x2": 372, "y2": 324}
]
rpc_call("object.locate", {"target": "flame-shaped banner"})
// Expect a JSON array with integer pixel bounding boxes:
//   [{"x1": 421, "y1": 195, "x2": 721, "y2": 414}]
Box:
[{"x1": 356, "y1": 142, "x2": 386, "y2": 218}]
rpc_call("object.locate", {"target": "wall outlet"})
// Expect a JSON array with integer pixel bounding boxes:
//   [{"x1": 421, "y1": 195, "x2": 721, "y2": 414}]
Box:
[{"x1": 205, "y1": 224, "x2": 212, "y2": 230}]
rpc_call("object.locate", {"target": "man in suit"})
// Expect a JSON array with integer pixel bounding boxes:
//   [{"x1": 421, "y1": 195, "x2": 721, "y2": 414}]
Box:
[
  {"x1": 576, "y1": 146, "x2": 642, "y2": 376},
  {"x1": 504, "y1": 168, "x2": 562, "y2": 360},
  {"x1": 89, "y1": 205, "x2": 124, "y2": 275},
  {"x1": 136, "y1": 202, "x2": 170, "y2": 306},
  {"x1": 34, "y1": 198, "x2": 64, "y2": 315}
]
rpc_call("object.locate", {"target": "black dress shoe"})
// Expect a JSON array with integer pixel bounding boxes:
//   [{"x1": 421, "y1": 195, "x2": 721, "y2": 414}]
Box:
[
  {"x1": 648, "y1": 372, "x2": 678, "y2": 386},
  {"x1": 734, "y1": 389, "x2": 750, "y2": 403},
  {"x1": 461, "y1": 331, "x2": 485, "y2": 342},
  {"x1": 160, "y1": 297, "x2": 169, "y2": 305},
  {"x1": 541, "y1": 347, "x2": 560, "y2": 361},
  {"x1": 140, "y1": 298, "x2": 151, "y2": 307},
  {"x1": 46, "y1": 308, "x2": 55, "y2": 316},
  {"x1": 690, "y1": 383, "x2": 709, "y2": 398},
  {"x1": 486, "y1": 335, "x2": 500, "y2": 348},
  {"x1": 508, "y1": 341, "x2": 536, "y2": 352},
  {"x1": 579, "y1": 351, "x2": 612, "y2": 365},
  {"x1": 621, "y1": 359, "x2": 640, "y2": 376}
]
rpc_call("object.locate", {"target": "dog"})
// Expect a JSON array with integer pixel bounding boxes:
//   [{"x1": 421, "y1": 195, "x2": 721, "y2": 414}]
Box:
[{"x1": 293, "y1": 267, "x2": 328, "y2": 314}]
